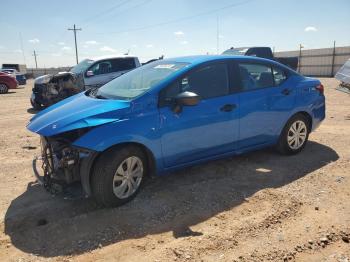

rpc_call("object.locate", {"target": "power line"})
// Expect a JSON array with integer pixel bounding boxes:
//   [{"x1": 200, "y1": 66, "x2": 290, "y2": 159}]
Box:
[
  {"x1": 19, "y1": 32, "x2": 26, "y2": 65},
  {"x1": 68, "y1": 24, "x2": 82, "y2": 64},
  {"x1": 44, "y1": 1, "x2": 147, "y2": 54},
  {"x1": 93, "y1": 0, "x2": 253, "y2": 35},
  {"x1": 81, "y1": 0, "x2": 130, "y2": 25},
  {"x1": 85, "y1": 0, "x2": 152, "y2": 26}
]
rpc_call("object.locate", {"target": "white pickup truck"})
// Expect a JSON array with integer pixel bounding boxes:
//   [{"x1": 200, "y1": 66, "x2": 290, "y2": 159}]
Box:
[
  {"x1": 30, "y1": 55, "x2": 141, "y2": 109},
  {"x1": 75, "y1": 55, "x2": 141, "y2": 88},
  {"x1": 335, "y1": 59, "x2": 350, "y2": 94}
]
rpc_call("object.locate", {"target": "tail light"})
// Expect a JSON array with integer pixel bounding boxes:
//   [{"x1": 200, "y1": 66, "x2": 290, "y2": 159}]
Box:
[{"x1": 315, "y1": 84, "x2": 324, "y2": 95}]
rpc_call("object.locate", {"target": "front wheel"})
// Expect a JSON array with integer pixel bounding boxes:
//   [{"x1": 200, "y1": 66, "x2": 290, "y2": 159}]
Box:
[
  {"x1": 91, "y1": 145, "x2": 147, "y2": 207},
  {"x1": 31, "y1": 99, "x2": 43, "y2": 110},
  {"x1": 277, "y1": 114, "x2": 310, "y2": 155}
]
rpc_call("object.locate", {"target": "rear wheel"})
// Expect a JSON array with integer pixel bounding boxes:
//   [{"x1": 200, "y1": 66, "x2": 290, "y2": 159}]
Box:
[
  {"x1": 277, "y1": 114, "x2": 310, "y2": 155},
  {"x1": 91, "y1": 145, "x2": 147, "y2": 207},
  {"x1": 0, "y1": 83, "x2": 9, "y2": 94}
]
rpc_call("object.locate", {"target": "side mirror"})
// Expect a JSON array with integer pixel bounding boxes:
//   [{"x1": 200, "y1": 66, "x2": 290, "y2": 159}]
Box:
[
  {"x1": 172, "y1": 91, "x2": 200, "y2": 113},
  {"x1": 86, "y1": 70, "x2": 94, "y2": 77}
]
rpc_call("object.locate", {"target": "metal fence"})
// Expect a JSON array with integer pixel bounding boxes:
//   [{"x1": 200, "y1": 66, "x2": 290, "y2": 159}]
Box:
[
  {"x1": 25, "y1": 46, "x2": 350, "y2": 78},
  {"x1": 274, "y1": 46, "x2": 350, "y2": 77},
  {"x1": 26, "y1": 67, "x2": 71, "y2": 78}
]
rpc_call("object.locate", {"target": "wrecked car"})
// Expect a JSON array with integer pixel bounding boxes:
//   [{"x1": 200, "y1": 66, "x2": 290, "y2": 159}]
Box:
[
  {"x1": 27, "y1": 55, "x2": 325, "y2": 207},
  {"x1": 335, "y1": 59, "x2": 350, "y2": 94},
  {"x1": 30, "y1": 56, "x2": 141, "y2": 110}
]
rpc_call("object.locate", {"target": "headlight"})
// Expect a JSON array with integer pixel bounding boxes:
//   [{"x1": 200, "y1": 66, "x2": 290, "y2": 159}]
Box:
[{"x1": 35, "y1": 75, "x2": 52, "y2": 85}]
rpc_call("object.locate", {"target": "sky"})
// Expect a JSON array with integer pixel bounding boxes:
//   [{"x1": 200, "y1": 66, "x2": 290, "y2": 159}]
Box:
[{"x1": 0, "y1": 0, "x2": 349, "y2": 68}]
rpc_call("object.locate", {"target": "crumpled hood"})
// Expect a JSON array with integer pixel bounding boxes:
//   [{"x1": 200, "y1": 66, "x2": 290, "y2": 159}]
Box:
[
  {"x1": 34, "y1": 71, "x2": 77, "y2": 85},
  {"x1": 27, "y1": 92, "x2": 131, "y2": 136}
]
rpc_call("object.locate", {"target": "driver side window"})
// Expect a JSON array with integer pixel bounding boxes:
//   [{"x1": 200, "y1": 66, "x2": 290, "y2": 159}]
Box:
[
  {"x1": 89, "y1": 60, "x2": 112, "y2": 75},
  {"x1": 159, "y1": 63, "x2": 229, "y2": 106}
]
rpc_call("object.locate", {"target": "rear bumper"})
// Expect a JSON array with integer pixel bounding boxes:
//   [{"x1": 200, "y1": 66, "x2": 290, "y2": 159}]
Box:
[
  {"x1": 8, "y1": 81, "x2": 18, "y2": 89},
  {"x1": 311, "y1": 96, "x2": 326, "y2": 132},
  {"x1": 17, "y1": 80, "x2": 26, "y2": 85},
  {"x1": 15, "y1": 75, "x2": 26, "y2": 85}
]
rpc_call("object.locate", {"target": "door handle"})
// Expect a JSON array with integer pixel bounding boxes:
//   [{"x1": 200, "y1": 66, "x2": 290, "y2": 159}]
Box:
[
  {"x1": 282, "y1": 88, "x2": 292, "y2": 95},
  {"x1": 220, "y1": 104, "x2": 236, "y2": 112}
]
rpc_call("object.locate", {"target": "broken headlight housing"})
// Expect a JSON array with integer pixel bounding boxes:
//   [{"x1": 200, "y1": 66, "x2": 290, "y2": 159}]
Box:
[
  {"x1": 34, "y1": 75, "x2": 52, "y2": 85},
  {"x1": 34, "y1": 127, "x2": 93, "y2": 193}
]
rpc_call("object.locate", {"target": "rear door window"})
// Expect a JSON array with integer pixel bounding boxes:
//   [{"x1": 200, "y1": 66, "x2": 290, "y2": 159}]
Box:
[
  {"x1": 238, "y1": 63, "x2": 274, "y2": 90},
  {"x1": 110, "y1": 58, "x2": 136, "y2": 72},
  {"x1": 272, "y1": 67, "x2": 287, "y2": 85},
  {"x1": 89, "y1": 60, "x2": 112, "y2": 75}
]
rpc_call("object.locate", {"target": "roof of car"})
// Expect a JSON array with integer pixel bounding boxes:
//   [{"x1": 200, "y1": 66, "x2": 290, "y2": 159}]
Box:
[
  {"x1": 162, "y1": 55, "x2": 296, "y2": 73},
  {"x1": 0, "y1": 72, "x2": 12, "y2": 76},
  {"x1": 91, "y1": 55, "x2": 138, "y2": 61},
  {"x1": 164, "y1": 55, "x2": 278, "y2": 64}
]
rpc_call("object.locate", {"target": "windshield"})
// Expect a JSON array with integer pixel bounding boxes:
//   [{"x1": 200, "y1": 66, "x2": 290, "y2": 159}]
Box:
[
  {"x1": 222, "y1": 48, "x2": 248, "y2": 56},
  {"x1": 1, "y1": 69, "x2": 14, "y2": 73},
  {"x1": 96, "y1": 60, "x2": 190, "y2": 100},
  {"x1": 69, "y1": 59, "x2": 94, "y2": 74},
  {"x1": 335, "y1": 59, "x2": 350, "y2": 84}
]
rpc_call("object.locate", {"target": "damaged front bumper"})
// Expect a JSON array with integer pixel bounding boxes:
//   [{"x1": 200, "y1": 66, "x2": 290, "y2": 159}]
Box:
[{"x1": 33, "y1": 136, "x2": 98, "y2": 196}]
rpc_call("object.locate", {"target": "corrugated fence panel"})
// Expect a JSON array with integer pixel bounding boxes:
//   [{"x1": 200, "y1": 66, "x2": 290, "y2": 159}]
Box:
[
  {"x1": 25, "y1": 47, "x2": 350, "y2": 78},
  {"x1": 275, "y1": 46, "x2": 350, "y2": 76},
  {"x1": 26, "y1": 67, "x2": 71, "y2": 78}
]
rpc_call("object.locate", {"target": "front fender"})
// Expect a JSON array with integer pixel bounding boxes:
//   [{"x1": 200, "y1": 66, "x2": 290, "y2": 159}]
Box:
[{"x1": 73, "y1": 110, "x2": 163, "y2": 169}]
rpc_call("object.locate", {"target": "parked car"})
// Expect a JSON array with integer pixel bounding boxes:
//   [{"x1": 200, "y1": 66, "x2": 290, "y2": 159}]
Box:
[
  {"x1": 1, "y1": 68, "x2": 17, "y2": 78},
  {"x1": 30, "y1": 56, "x2": 141, "y2": 110},
  {"x1": 335, "y1": 58, "x2": 350, "y2": 94},
  {"x1": 15, "y1": 73, "x2": 27, "y2": 85},
  {"x1": 0, "y1": 72, "x2": 18, "y2": 94},
  {"x1": 0, "y1": 68, "x2": 26, "y2": 85},
  {"x1": 222, "y1": 47, "x2": 299, "y2": 71},
  {"x1": 27, "y1": 55, "x2": 325, "y2": 207},
  {"x1": 2, "y1": 63, "x2": 27, "y2": 74}
]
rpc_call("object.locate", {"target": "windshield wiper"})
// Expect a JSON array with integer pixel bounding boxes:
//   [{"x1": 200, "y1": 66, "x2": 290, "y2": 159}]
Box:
[
  {"x1": 88, "y1": 87, "x2": 99, "y2": 98},
  {"x1": 95, "y1": 94, "x2": 107, "y2": 99},
  {"x1": 88, "y1": 88, "x2": 107, "y2": 99}
]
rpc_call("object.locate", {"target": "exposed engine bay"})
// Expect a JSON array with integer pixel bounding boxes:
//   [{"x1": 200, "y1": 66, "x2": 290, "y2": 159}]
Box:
[
  {"x1": 33, "y1": 130, "x2": 97, "y2": 196},
  {"x1": 31, "y1": 72, "x2": 84, "y2": 109}
]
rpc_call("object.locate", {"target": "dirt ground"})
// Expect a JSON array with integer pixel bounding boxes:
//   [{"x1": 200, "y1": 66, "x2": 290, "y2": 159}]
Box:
[{"x1": 0, "y1": 78, "x2": 349, "y2": 262}]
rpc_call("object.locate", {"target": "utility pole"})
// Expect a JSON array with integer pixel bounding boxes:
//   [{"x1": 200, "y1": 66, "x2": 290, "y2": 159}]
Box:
[
  {"x1": 19, "y1": 32, "x2": 26, "y2": 65},
  {"x1": 331, "y1": 40, "x2": 336, "y2": 77},
  {"x1": 68, "y1": 24, "x2": 82, "y2": 64},
  {"x1": 216, "y1": 15, "x2": 219, "y2": 54},
  {"x1": 298, "y1": 44, "x2": 304, "y2": 73},
  {"x1": 33, "y1": 50, "x2": 38, "y2": 69}
]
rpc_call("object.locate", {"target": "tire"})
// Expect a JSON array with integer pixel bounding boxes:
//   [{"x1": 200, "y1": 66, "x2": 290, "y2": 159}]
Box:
[
  {"x1": 91, "y1": 145, "x2": 148, "y2": 207},
  {"x1": 0, "y1": 83, "x2": 9, "y2": 94},
  {"x1": 31, "y1": 99, "x2": 43, "y2": 110},
  {"x1": 277, "y1": 114, "x2": 310, "y2": 155}
]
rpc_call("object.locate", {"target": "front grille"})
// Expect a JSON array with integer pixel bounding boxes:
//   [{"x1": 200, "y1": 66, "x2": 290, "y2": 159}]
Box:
[{"x1": 32, "y1": 83, "x2": 46, "y2": 102}]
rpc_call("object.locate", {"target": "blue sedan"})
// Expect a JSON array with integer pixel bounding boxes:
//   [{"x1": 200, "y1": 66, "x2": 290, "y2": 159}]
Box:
[{"x1": 27, "y1": 55, "x2": 325, "y2": 207}]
